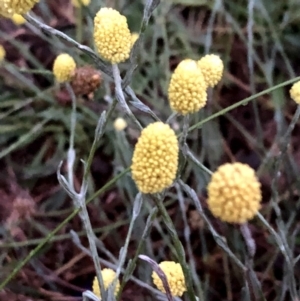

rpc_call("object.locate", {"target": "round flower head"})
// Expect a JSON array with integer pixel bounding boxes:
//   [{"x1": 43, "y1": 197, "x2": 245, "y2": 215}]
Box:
[
  {"x1": 168, "y1": 59, "x2": 207, "y2": 115},
  {"x1": 114, "y1": 117, "x2": 127, "y2": 131},
  {"x1": 197, "y1": 54, "x2": 224, "y2": 88},
  {"x1": 92, "y1": 268, "x2": 120, "y2": 297},
  {"x1": 1, "y1": 0, "x2": 39, "y2": 16},
  {"x1": 0, "y1": 45, "x2": 6, "y2": 62},
  {"x1": 52, "y1": 53, "x2": 76, "y2": 83},
  {"x1": 11, "y1": 13, "x2": 26, "y2": 25},
  {"x1": 72, "y1": 0, "x2": 90, "y2": 7},
  {"x1": 152, "y1": 261, "x2": 186, "y2": 297},
  {"x1": 131, "y1": 122, "x2": 179, "y2": 194},
  {"x1": 94, "y1": 8, "x2": 131, "y2": 64},
  {"x1": 207, "y1": 162, "x2": 262, "y2": 224},
  {"x1": 290, "y1": 81, "x2": 300, "y2": 105}
]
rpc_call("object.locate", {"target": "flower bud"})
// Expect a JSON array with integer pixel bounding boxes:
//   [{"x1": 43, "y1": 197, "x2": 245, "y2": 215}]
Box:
[
  {"x1": 92, "y1": 268, "x2": 120, "y2": 297},
  {"x1": 52, "y1": 53, "x2": 76, "y2": 83},
  {"x1": 290, "y1": 81, "x2": 300, "y2": 105},
  {"x1": 131, "y1": 122, "x2": 179, "y2": 194},
  {"x1": 0, "y1": 45, "x2": 6, "y2": 62},
  {"x1": 197, "y1": 54, "x2": 224, "y2": 88},
  {"x1": 93, "y1": 8, "x2": 131, "y2": 64},
  {"x1": 168, "y1": 59, "x2": 207, "y2": 115},
  {"x1": 11, "y1": 14, "x2": 26, "y2": 25},
  {"x1": 152, "y1": 261, "x2": 186, "y2": 297},
  {"x1": 1, "y1": 0, "x2": 39, "y2": 16},
  {"x1": 207, "y1": 162, "x2": 262, "y2": 224}
]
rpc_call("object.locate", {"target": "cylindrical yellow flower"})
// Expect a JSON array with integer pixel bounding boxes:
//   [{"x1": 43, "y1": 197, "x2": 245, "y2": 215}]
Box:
[
  {"x1": 1, "y1": 0, "x2": 39, "y2": 16},
  {"x1": 114, "y1": 117, "x2": 127, "y2": 131},
  {"x1": 290, "y1": 81, "x2": 300, "y2": 105},
  {"x1": 72, "y1": 0, "x2": 90, "y2": 7},
  {"x1": 11, "y1": 13, "x2": 26, "y2": 25},
  {"x1": 92, "y1": 268, "x2": 120, "y2": 297},
  {"x1": 152, "y1": 261, "x2": 186, "y2": 297},
  {"x1": 197, "y1": 54, "x2": 224, "y2": 88},
  {"x1": 52, "y1": 53, "x2": 76, "y2": 83},
  {"x1": 93, "y1": 8, "x2": 131, "y2": 64},
  {"x1": 168, "y1": 59, "x2": 207, "y2": 115},
  {"x1": 207, "y1": 162, "x2": 262, "y2": 224},
  {"x1": 131, "y1": 122, "x2": 179, "y2": 194},
  {"x1": 0, "y1": 45, "x2": 6, "y2": 62}
]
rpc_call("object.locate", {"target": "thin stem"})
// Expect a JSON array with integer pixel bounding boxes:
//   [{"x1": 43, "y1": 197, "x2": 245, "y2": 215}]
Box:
[
  {"x1": 176, "y1": 183, "x2": 204, "y2": 300},
  {"x1": 178, "y1": 179, "x2": 246, "y2": 271},
  {"x1": 115, "y1": 193, "x2": 142, "y2": 278},
  {"x1": 281, "y1": 105, "x2": 300, "y2": 146},
  {"x1": 77, "y1": 197, "x2": 106, "y2": 301},
  {"x1": 82, "y1": 99, "x2": 117, "y2": 187},
  {"x1": 152, "y1": 195, "x2": 197, "y2": 301},
  {"x1": 257, "y1": 213, "x2": 298, "y2": 298},
  {"x1": 240, "y1": 223, "x2": 256, "y2": 260},
  {"x1": 122, "y1": 0, "x2": 160, "y2": 87},
  {"x1": 185, "y1": 148, "x2": 213, "y2": 176},
  {"x1": 182, "y1": 76, "x2": 300, "y2": 137},
  {"x1": 75, "y1": 5, "x2": 83, "y2": 44},
  {"x1": 181, "y1": 115, "x2": 190, "y2": 145},
  {"x1": 117, "y1": 208, "x2": 158, "y2": 300},
  {"x1": 24, "y1": 13, "x2": 112, "y2": 76},
  {"x1": 66, "y1": 83, "x2": 77, "y2": 191},
  {"x1": 166, "y1": 112, "x2": 178, "y2": 124},
  {"x1": 0, "y1": 221, "x2": 128, "y2": 249},
  {"x1": 112, "y1": 64, "x2": 142, "y2": 130}
]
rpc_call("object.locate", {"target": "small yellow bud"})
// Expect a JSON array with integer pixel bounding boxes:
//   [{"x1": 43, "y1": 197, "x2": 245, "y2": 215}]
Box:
[
  {"x1": 1, "y1": 0, "x2": 39, "y2": 16},
  {"x1": 152, "y1": 261, "x2": 186, "y2": 297},
  {"x1": 290, "y1": 81, "x2": 300, "y2": 105},
  {"x1": 11, "y1": 13, "x2": 26, "y2": 25},
  {"x1": 131, "y1": 122, "x2": 179, "y2": 194},
  {"x1": 168, "y1": 59, "x2": 207, "y2": 115},
  {"x1": 0, "y1": 6, "x2": 10, "y2": 17},
  {"x1": 0, "y1": 45, "x2": 6, "y2": 62},
  {"x1": 207, "y1": 162, "x2": 262, "y2": 224},
  {"x1": 92, "y1": 269, "x2": 120, "y2": 297},
  {"x1": 52, "y1": 53, "x2": 76, "y2": 83},
  {"x1": 93, "y1": 8, "x2": 131, "y2": 64},
  {"x1": 197, "y1": 54, "x2": 224, "y2": 88},
  {"x1": 114, "y1": 117, "x2": 127, "y2": 131},
  {"x1": 72, "y1": 0, "x2": 90, "y2": 7},
  {"x1": 131, "y1": 32, "x2": 139, "y2": 47}
]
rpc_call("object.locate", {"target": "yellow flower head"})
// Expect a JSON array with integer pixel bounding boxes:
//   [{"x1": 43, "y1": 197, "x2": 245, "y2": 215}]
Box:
[
  {"x1": 197, "y1": 54, "x2": 224, "y2": 88},
  {"x1": 131, "y1": 122, "x2": 179, "y2": 194},
  {"x1": 11, "y1": 13, "x2": 26, "y2": 25},
  {"x1": 114, "y1": 117, "x2": 127, "y2": 131},
  {"x1": 290, "y1": 81, "x2": 300, "y2": 105},
  {"x1": 72, "y1": 0, "x2": 90, "y2": 7},
  {"x1": 1, "y1": 0, "x2": 39, "y2": 16},
  {"x1": 52, "y1": 53, "x2": 76, "y2": 83},
  {"x1": 168, "y1": 59, "x2": 207, "y2": 115},
  {"x1": 93, "y1": 7, "x2": 131, "y2": 64},
  {"x1": 0, "y1": 45, "x2": 6, "y2": 62},
  {"x1": 92, "y1": 268, "x2": 120, "y2": 297},
  {"x1": 152, "y1": 261, "x2": 186, "y2": 297},
  {"x1": 207, "y1": 162, "x2": 262, "y2": 224}
]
